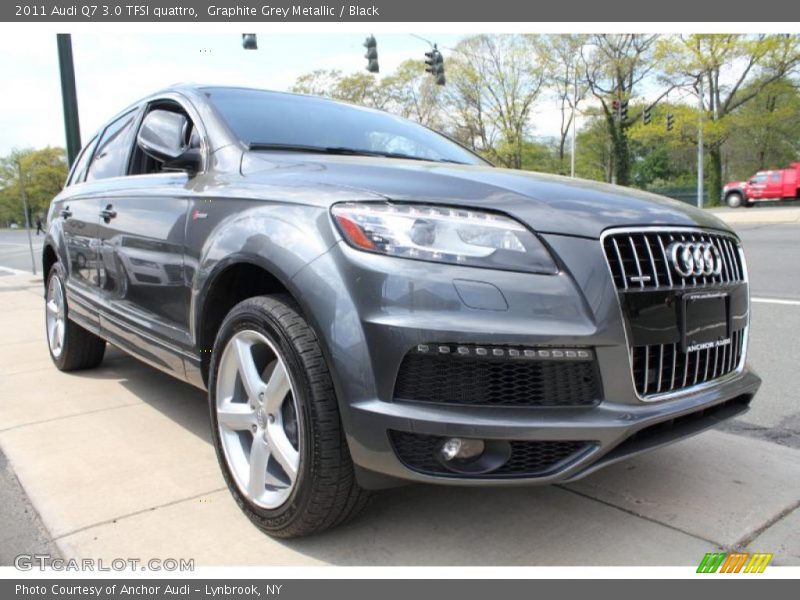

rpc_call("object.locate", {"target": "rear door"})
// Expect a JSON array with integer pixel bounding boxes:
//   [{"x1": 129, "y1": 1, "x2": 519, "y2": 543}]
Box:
[
  {"x1": 57, "y1": 135, "x2": 104, "y2": 328},
  {"x1": 748, "y1": 173, "x2": 768, "y2": 199},
  {"x1": 94, "y1": 96, "x2": 202, "y2": 378},
  {"x1": 59, "y1": 108, "x2": 142, "y2": 330},
  {"x1": 763, "y1": 171, "x2": 783, "y2": 200}
]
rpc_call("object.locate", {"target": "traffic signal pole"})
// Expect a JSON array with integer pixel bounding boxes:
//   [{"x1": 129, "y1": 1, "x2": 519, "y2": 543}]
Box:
[{"x1": 57, "y1": 34, "x2": 81, "y2": 166}]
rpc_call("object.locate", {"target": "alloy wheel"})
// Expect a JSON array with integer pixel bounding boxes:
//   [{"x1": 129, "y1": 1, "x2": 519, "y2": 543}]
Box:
[
  {"x1": 46, "y1": 274, "x2": 66, "y2": 358},
  {"x1": 215, "y1": 329, "x2": 301, "y2": 509}
]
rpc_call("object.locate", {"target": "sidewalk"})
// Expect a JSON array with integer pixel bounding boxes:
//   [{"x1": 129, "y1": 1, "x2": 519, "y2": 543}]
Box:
[
  {"x1": 0, "y1": 272, "x2": 798, "y2": 566},
  {"x1": 710, "y1": 206, "x2": 800, "y2": 226}
]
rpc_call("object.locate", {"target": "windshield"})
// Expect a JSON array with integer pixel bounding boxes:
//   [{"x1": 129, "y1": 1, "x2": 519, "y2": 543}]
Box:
[{"x1": 204, "y1": 87, "x2": 487, "y2": 166}]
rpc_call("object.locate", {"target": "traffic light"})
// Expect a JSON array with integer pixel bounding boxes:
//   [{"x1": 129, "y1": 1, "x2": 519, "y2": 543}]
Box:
[
  {"x1": 620, "y1": 100, "x2": 629, "y2": 123},
  {"x1": 666, "y1": 112, "x2": 675, "y2": 132},
  {"x1": 364, "y1": 35, "x2": 379, "y2": 73},
  {"x1": 424, "y1": 45, "x2": 446, "y2": 86},
  {"x1": 242, "y1": 34, "x2": 257, "y2": 50},
  {"x1": 643, "y1": 106, "x2": 652, "y2": 125}
]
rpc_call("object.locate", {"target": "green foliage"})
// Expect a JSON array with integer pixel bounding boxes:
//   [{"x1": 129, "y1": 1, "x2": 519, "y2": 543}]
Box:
[{"x1": 0, "y1": 147, "x2": 68, "y2": 226}]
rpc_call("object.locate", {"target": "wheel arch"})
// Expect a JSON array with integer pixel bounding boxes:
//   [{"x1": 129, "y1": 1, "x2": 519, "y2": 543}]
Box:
[
  {"x1": 42, "y1": 243, "x2": 58, "y2": 282},
  {"x1": 195, "y1": 256, "x2": 301, "y2": 385},
  {"x1": 724, "y1": 188, "x2": 747, "y2": 205}
]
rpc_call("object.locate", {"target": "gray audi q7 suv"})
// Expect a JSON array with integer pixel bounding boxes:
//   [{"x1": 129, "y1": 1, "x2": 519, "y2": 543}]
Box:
[{"x1": 43, "y1": 85, "x2": 761, "y2": 537}]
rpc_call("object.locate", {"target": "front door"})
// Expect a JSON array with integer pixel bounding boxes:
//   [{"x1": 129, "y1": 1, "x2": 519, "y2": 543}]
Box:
[{"x1": 94, "y1": 98, "x2": 201, "y2": 378}]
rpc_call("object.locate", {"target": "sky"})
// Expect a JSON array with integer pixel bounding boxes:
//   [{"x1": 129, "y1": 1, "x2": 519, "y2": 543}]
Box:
[{"x1": 0, "y1": 32, "x2": 574, "y2": 156}]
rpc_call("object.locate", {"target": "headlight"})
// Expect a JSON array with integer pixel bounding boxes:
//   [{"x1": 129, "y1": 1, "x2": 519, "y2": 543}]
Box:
[{"x1": 331, "y1": 202, "x2": 557, "y2": 274}]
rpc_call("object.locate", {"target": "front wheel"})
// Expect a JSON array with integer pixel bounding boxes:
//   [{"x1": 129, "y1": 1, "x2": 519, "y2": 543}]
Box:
[
  {"x1": 208, "y1": 295, "x2": 370, "y2": 538},
  {"x1": 726, "y1": 192, "x2": 744, "y2": 208}
]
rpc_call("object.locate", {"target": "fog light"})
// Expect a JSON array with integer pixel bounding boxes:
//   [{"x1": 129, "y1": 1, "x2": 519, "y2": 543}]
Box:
[{"x1": 439, "y1": 438, "x2": 485, "y2": 462}]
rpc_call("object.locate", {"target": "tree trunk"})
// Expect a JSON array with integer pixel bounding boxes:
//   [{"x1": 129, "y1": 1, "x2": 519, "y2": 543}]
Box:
[
  {"x1": 614, "y1": 133, "x2": 631, "y2": 186},
  {"x1": 708, "y1": 146, "x2": 723, "y2": 207},
  {"x1": 611, "y1": 126, "x2": 631, "y2": 186}
]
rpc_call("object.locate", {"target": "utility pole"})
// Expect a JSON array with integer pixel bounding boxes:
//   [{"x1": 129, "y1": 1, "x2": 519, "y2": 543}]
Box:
[
  {"x1": 570, "y1": 68, "x2": 577, "y2": 178},
  {"x1": 16, "y1": 158, "x2": 37, "y2": 275},
  {"x1": 697, "y1": 75, "x2": 704, "y2": 209},
  {"x1": 57, "y1": 34, "x2": 81, "y2": 166}
]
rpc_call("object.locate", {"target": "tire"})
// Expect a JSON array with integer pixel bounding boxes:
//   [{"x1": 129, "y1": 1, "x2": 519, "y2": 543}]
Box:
[
  {"x1": 208, "y1": 295, "x2": 371, "y2": 538},
  {"x1": 726, "y1": 192, "x2": 744, "y2": 208},
  {"x1": 45, "y1": 262, "x2": 106, "y2": 371}
]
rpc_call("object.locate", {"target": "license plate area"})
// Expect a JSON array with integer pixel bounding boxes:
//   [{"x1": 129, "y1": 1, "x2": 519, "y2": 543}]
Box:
[{"x1": 680, "y1": 292, "x2": 731, "y2": 353}]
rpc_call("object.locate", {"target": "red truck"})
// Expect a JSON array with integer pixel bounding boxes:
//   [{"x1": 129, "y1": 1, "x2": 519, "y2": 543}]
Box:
[{"x1": 722, "y1": 163, "x2": 800, "y2": 208}]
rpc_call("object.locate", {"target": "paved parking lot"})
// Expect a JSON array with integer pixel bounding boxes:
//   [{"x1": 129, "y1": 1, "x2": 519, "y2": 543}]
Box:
[{"x1": 0, "y1": 210, "x2": 799, "y2": 566}]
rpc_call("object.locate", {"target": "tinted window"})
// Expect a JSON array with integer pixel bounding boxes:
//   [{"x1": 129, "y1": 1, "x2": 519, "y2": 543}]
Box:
[
  {"x1": 67, "y1": 136, "x2": 98, "y2": 185},
  {"x1": 205, "y1": 87, "x2": 485, "y2": 165},
  {"x1": 751, "y1": 174, "x2": 768, "y2": 184},
  {"x1": 86, "y1": 109, "x2": 139, "y2": 181},
  {"x1": 770, "y1": 172, "x2": 781, "y2": 182}
]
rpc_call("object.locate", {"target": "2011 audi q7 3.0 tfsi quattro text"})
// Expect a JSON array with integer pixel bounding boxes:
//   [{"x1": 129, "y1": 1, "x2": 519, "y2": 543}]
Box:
[{"x1": 43, "y1": 85, "x2": 760, "y2": 537}]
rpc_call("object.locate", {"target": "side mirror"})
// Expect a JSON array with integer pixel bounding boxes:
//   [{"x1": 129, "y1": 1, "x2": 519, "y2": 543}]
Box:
[{"x1": 137, "y1": 110, "x2": 189, "y2": 162}]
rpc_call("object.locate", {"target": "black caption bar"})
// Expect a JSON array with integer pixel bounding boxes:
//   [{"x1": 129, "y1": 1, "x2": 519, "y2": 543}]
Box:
[
  {"x1": 1, "y1": 579, "x2": 791, "y2": 600},
  {"x1": 2, "y1": 0, "x2": 800, "y2": 22}
]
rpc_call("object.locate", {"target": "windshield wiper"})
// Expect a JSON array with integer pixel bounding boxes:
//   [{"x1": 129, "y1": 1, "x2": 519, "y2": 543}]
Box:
[
  {"x1": 248, "y1": 143, "x2": 468, "y2": 164},
  {"x1": 249, "y1": 143, "x2": 380, "y2": 156}
]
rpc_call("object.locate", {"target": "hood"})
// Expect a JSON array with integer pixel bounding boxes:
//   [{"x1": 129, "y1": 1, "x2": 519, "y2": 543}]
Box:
[
  {"x1": 241, "y1": 153, "x2": 730, "y2": 239},
  {"x1": 724, "y1": 181, "x2": 748, "y2": 189}
]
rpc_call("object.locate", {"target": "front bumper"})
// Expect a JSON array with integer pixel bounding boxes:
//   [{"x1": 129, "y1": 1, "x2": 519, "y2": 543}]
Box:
[
  {"x1": 346, "y1": 367, "x2": 759, "y2": 487},
  {"x1": 290, "y1": 231, "x2": 761, "y2": 489}
]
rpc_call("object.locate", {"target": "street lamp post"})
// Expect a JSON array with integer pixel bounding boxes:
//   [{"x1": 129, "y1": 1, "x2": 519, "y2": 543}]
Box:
[{"x1": 56, "y1": 34, "x2": 81, "y2": 166}]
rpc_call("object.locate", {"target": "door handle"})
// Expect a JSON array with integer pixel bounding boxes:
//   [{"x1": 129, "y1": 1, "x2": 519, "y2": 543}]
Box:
[
  {"x1": 100, "y1": 204, "x2": 117, "y2": 221},
  {"x1": 60, "y1": 206, "x2": 72, "y2": 219}
]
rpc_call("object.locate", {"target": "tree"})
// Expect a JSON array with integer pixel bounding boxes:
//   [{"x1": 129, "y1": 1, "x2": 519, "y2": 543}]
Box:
[
  {"x1": 581, "y1": 34, "x2": 664, "y2": 186},
  {"x1": 290, "y1": 69, "x2": 386, "y2": 108},
  {"x1": 441, "y1": 53, "x2": 495, "y2": 154},
  {"x1": 290, "y1": 69, "x2": 344, "y2": 97},
  {"x1": 0, "y1": 147, "x2": 68, "y2": 226},
  {"x1": 573, "y1": 111, "x2": 613, "y2": 182},
  {"x1": 724, "y1": 78, "x2": 800, "y2": 178},
  {"x1": 658, "y1": 34, "x2": 800, "y2": 201},
  {"x1": 536, "y1": 34, "x2": 590, "y2": 171},
  {"x1": 448, "y1": 35, "x2": 546, "y2": 169},
  {"x1": 381, "y1": 59, "x2": 443, "y2": 127}
]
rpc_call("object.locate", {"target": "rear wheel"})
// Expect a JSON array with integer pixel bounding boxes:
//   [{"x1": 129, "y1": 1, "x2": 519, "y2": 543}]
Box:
[
  {"x1": 45, "y1": 262, "x2": 106, "y2": 371},
  {"x1": 208, "y1": 295, "x2": 370, "y2": 538}
]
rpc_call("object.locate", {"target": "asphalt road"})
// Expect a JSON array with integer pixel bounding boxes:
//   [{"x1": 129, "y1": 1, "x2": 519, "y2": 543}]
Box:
[
  {"x1": 0, "y1": 229, "x2": 45, "y2": 274},
  {"x1": 0, "y1": 217, "x2": 798, "y2": 564}
]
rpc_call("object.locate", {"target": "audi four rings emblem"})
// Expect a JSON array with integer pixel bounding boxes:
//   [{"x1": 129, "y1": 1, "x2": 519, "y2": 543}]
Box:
[{"x1": 667, "y1": 241, "x2": 723, "y2": 277}]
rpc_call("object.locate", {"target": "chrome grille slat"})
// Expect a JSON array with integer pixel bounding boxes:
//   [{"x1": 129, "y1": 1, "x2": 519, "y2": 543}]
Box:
[
  {"x1": 713, "y1": 236, "x2": 730, "y2": 282},
  {"x1": 656, "y1": 344, "x2": 664, "y2": 393},
  {"x1": 611, "y1": 238, "x2": 628, "y2": 290},
  {"x1": 670, "y1": 342, "x2": 677, "y2": 390},
  {"x1": 603, "y1": 228, "x2": 748, "y2": 400},
  {"x1": 643, "y1": 235, "x2": 660, "y2": 287},
  {"x1": 627, "y1": 235, "x2": 645, "y2": 288},
  {"x1": 656, "y1": 235, "x2": 674, "y2": 287}
]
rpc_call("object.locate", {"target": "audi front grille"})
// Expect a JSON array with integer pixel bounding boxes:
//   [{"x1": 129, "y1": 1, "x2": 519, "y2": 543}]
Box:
[
  {"x1": 602, "y1": 227, "x2": 748, "y2": 400},
  {"x1": 603, "y1": 229, "x2": 745, "y2": 289}
]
